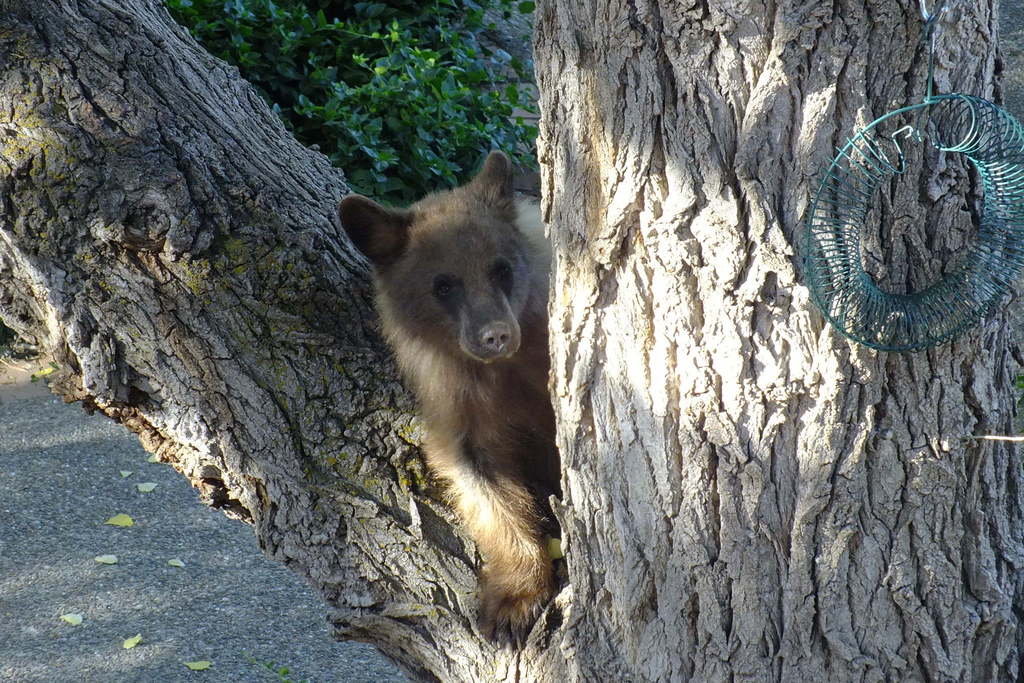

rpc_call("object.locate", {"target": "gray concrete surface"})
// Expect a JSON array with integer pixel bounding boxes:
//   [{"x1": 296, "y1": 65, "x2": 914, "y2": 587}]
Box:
[{"x1": 0, "y1": 366, "x2": 404, "y2": 683}]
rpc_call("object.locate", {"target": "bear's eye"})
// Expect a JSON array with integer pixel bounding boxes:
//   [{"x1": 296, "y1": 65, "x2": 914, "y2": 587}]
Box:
[
  {"x1": 491, "y1": 259, "x2": 513, "y2": 287},
  {"x1": 433, "y1": 274, "x2": 456, "y2": 299}
]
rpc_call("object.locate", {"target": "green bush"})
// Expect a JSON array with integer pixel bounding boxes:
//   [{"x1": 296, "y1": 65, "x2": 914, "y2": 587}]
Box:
[{"x1": 167, "y1": 0, "x2": 537, "y2": 204}]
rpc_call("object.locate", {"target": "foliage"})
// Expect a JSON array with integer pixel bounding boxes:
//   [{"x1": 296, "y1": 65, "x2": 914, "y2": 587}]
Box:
[
  {"x1": 246, "y1": 653, "x2": 311, "y2": 683},
  {"x1": 1016, "y1": 374, "x2": 1024, "y2": 426},
  {"x1": 166, "y1": 0, "x2": 537, "y2": 204}
]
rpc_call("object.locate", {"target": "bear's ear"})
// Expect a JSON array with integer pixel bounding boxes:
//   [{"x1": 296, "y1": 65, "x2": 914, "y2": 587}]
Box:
[
  {"x1": 339, "y1": 194, "x2": 411, "y2": 267},
  {"x1": 469, "y1": 150, "x2": 514, "y2": 209}
]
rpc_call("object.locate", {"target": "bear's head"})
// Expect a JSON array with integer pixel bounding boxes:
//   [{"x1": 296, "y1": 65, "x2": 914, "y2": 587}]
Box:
[{"x1": 340, "y1": 151, "x2": 535, "y2": 363}]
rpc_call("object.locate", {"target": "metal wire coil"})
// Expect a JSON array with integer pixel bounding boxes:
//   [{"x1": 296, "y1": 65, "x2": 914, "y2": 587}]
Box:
[{"x1": 803, "y1": 94, "x2": 1024, "y2": 351}]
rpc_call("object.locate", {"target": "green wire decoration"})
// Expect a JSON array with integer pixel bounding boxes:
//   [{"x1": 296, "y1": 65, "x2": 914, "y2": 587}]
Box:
[{"x1": 803, "y1": 2, "x2": 1024, "y2": 351}]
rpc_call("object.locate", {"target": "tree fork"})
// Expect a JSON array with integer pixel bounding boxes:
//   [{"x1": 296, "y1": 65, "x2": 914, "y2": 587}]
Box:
[
  {"x1": 3, "y1": 0, "x2": 1023, "y2": 681},
  {"x1": 0, "y1": 1, "x2": 573, "y2": 679}
]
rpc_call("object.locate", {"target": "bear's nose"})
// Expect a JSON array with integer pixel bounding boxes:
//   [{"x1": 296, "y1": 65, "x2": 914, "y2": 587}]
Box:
[{"x1": 480, "y1": 322, "x2": 512, "y2": 354}]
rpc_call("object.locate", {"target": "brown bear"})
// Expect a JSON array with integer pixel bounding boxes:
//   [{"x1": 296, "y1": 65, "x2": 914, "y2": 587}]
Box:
[{"x1": 338, "y1": 151, "x2": 559, "y2": 646}]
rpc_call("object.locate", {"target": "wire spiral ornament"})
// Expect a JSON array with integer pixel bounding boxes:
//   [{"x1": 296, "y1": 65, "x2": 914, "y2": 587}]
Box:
[
  {"x1": 803, "y1": 1, "x2": 1024, "y2": 351},
  {"x1": 804, "y1": 95, "x2": 1024, "y2": 351}
]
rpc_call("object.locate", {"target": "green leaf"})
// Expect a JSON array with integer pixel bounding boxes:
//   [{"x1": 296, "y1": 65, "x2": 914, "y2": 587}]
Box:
[
  {"x1": 94, "y1": 554, "x2": 118, "y2": 565},
  {"x1": 168, "y1": 558, "x2": 186, "y2": 568},
  {"x1": 60, "y1": 613, "x2": 83, "y2": 625},
  {"x1": 517, "y1": 1, "x2": 535, "y2": 12},
  {"x1": 123, "y1": 634, "x2": 142, "y2": 649},
  {"x1": 184, "y1": 660, "x2": 212, "y2": 671},
  {"x1": 147, "y1": 455, "x2": 160, "y2": 463},
  {"x1": 136, "y1": 482, "x2": 158, "y2": 493},
  {"x1": 31, "y1": 366, "x2": 55, "y2": 382},
  {"x1": 104, "y1": 513, "x2": 134, "y2": 527},
  {"x1": 119, "y1": 470, "x2": 133, "y2": 478}
]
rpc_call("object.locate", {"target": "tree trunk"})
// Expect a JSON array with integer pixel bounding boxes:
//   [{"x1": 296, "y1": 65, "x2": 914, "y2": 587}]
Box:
[
  {"x1": 2, "y1": 0, "x2": 1019, "y2": 681},
  {"x1": 0, "y1": 1, "x2": 564, "y2": 679},
  {"x1": 535, "y1": 0, "x2": 1022, "y2": 680}
]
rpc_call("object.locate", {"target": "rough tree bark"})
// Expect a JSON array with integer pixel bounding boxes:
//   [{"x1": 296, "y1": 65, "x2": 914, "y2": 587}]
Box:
[
  {"x1": 1, "y1": 0, "x2": 1020, "y2": 681},
  {"x1": 535, "y1": 0, "x2": 1022, "y2": 680},
  {"x1": 0, "y1": 1, "x2": 560, "y2": 680}
]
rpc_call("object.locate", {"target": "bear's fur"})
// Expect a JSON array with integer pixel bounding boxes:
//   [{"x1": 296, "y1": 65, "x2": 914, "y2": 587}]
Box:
[{"x1": 339, "y1": 151, "x2": 559, "y2": 646}]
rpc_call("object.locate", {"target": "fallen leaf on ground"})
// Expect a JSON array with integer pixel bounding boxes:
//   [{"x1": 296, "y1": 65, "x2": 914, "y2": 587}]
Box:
[
  {"x1": 30, "y1": 366, "x2": 55, "y2": 382},
  {"x1": 167, "y1": 558, "x2": 185, "y2": 568},
  {"x1": 147, "y1": 455, "x2": 159, "y2": 463},
  {"x1": 120, "y1": 470, "x2": 132, "y2": 478},
  {"x1": 60, "y1": 613, "x2": 83, "y2": 625},
  {"x1": 94, "y1": 555, "x2": 118, "y2": 564},
  {"x1": 104, "y1": 514, "x2": 134, "y2": 527},
  {"x1": 136, "y1": 482, "x2": 157, "y2": 493},
  {"x1": 123, "y1": 634, "x2": 142, "y2": 649},
  {"x1": 184, "y1": 660, "x2": 212, "y2": 671}
]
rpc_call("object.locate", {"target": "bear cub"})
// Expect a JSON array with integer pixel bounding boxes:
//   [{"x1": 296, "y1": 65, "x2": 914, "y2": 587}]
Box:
[{"x1": 339, "y1": 151, "x2": 559, "y2": 646}]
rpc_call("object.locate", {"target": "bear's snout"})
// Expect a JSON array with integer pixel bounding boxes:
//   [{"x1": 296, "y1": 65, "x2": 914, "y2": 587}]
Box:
[
  {"x1": 480, "y1": 322, "x2": 513, "y2": 355},
  {"x1": 460, "y1": 315, "x2": 521, "y2": 362}
]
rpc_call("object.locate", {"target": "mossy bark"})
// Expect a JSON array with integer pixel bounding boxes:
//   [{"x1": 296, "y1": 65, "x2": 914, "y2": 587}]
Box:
[{"x1": 0, "y1": 1, "x2": 569, "y2": 679}]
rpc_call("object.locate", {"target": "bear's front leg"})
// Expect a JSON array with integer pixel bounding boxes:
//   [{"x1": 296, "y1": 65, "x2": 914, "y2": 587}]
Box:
[
  {"x1": 427, "y1": 436, "x2": 555, "y2": 647},
  {"x1": 476, "y1": 532, "x2": 554, "y2": 647}
]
